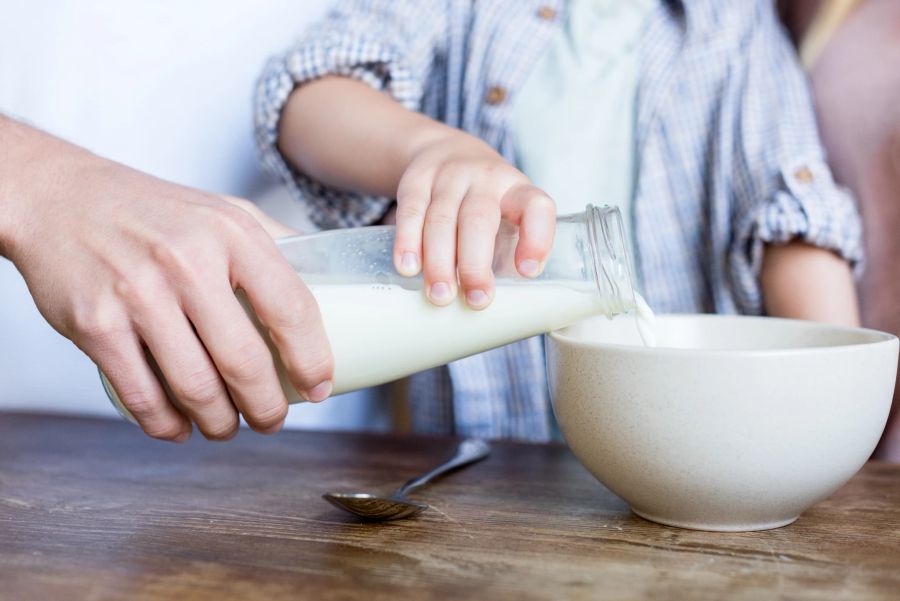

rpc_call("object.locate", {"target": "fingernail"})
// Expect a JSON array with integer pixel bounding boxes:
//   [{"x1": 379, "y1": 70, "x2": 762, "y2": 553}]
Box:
[
  {"x1": 429, "y1": 282, "x2": 453, "y2": 304},
  {"x1": 400, "y1": 252, "x2": 419, "y2": 275},
  {"x1": 519, "y1": 259, "x2": 540, "y2": 277},
  {"x1": 174, "y1": 429, "x2": 192, "y2": 444},
  {"x1": 466, "y1": 289, "x2": 489, "y2": 309},
  {"x1": 308, "y1": 380, "x2": 333, "y2": 403}
]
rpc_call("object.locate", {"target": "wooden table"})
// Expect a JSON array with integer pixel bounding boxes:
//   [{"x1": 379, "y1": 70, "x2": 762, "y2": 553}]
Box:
[{"x1": 1, "y1": 413, "x2": 898, "y2": 600}]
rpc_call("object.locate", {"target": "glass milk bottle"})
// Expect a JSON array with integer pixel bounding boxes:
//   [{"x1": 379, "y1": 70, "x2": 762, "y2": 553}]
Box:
[{"x1": 102, "y1": 205, "x2": 637, "y2": 418}]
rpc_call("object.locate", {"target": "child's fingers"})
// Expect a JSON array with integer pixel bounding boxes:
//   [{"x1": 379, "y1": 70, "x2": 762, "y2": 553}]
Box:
[
  {"x1": 457, "y1": 190, "x2": 501, "y2": 309},
  {"x1": 500, "y1": 185, "x2": 557, "y2": 277},
  {"x1": 422, "y1": 173, "x2": 469, "y2": 306},
  {"x1": 393, "y1": 169, "x2": 433, "y2": 277}
]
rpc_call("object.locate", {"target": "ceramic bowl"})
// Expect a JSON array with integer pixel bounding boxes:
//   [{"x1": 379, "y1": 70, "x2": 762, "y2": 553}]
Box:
[{"x1": 546, "y1": 315, "x2": 898, "y2": 531}]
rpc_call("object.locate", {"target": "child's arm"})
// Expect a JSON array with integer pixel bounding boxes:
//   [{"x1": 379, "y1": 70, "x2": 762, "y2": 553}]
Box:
[
  {"x1": 727, "y1": 4, "x2": 864, "y2": 319},
  {"x1": 761, "y1": 241, "x2": 860, "y2": 326},
  {"x1": 278, "y1": 76, "x2": 555, "y2": 310}
]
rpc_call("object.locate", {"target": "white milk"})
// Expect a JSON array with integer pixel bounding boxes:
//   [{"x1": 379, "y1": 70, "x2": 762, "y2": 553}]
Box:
[
  {"x1": 253, "y1": 280, "x2": 630, "y2": 401},
  {"x1": 633, "y1": 293, "x2": 657, "y2": 347},
  {"x1": 103, "y1": 281, "x2": 658, "y2": 418}
]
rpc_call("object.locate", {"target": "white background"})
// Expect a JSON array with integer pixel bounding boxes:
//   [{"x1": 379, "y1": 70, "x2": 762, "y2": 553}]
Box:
[{"x1": 0, "y1": 0, "x2": 391, "y2": 431}]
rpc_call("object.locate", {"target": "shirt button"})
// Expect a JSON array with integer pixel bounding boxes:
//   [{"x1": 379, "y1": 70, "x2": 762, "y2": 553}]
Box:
[
  {"x1": 485, "y1": 86, "x2": 507, "y2": 106},
  {"x1": 794, "y1": 165, "x2": 814, "y2": 183},
  {"x1": 537, "y1": 6, "x2": 557, "y2": 20}
]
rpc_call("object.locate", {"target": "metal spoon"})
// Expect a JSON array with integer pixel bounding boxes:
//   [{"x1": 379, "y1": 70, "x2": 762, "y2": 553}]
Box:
[{"x1": 323, "y1": 438, "x2": 491, "y2": 521}]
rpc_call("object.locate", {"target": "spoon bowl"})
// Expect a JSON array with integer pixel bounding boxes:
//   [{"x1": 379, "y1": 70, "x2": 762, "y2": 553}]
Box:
[
  {"x1": 323, "y1": 438, "x2": 490, "y2": 521},
  {"x1": 323, "y1": 492, "x2": 429, "y2": 520}
]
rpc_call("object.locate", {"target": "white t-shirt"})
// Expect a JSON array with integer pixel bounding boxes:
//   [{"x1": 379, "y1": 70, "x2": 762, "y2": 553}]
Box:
[{"x1": 0, "y1": 0, "x2": 390, "y2": 430}]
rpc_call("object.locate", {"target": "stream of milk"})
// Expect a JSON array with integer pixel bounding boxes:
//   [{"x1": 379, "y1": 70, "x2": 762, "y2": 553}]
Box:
[{"x1": 633, "y1": 293, "x2": 657, "y2": 348}]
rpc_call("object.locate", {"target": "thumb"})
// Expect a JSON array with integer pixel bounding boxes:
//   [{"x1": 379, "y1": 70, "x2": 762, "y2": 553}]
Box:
[{"x1": 499, "y1": 184, "x2": 556, "y2": 277}]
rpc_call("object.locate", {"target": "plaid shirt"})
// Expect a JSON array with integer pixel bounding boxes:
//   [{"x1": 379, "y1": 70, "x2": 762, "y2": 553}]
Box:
[{"x1": 255, "y1": 0, "x2": 863, "y2": 441}]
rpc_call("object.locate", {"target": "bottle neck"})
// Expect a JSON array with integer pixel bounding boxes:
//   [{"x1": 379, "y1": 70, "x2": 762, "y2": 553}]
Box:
[
  {"x1": 274, "y1": 204, "x2": 638, "y2": 314},
  {"x1": 584, "y1": 205, "x2": 636, "y2": 313}
]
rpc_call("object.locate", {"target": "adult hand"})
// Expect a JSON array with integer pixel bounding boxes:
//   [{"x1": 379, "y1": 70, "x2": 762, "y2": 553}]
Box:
[{"x1": 0, "y1": 117, "x2": 333, "y2": 443}]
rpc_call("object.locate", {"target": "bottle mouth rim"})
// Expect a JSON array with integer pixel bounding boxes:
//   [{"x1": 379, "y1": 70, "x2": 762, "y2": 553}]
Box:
[{"x1": 585, "y1": 204, "x2": 636, "y2": 311}]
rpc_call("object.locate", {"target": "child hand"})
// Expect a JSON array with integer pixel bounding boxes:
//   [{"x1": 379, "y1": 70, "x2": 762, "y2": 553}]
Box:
[{"x1": 392, "y1": 130, "x2": 556, "y2": 309}]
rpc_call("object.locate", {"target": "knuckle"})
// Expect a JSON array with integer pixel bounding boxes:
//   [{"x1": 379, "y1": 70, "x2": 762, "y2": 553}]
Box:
[
  {"x1": 189, "y1": 202, "x2": 260, "y2": 247},
  {"x1": 111, "y1": 276, "x2": 139, "y2": 305},
  {"x1": 247, "y1": 401, "x2": 288, "y2": 430},
  {"x1": 457, "y1": 262, "x2": 491, "y2": 283},
  {"x1": 397, "y1": 170, "x2": 432, "y2": 200},
  {"x1": 288, "y1": 352, "x2": 334, "y2": 388},
  {"x1": 111, "y1": 271, "x2": 159, "y2": 311},
  {"x1": 525, "y1": 189, "x2": 556, "y2": 213},
  {"x1": 149, "y1": 241, "x2": 204, "y2": 284},
  {"x1": 268, "y1": 300, "x2": 313, "y2": 332},
  {"x1": 477, "y1": 160, "x2": 504, "y2": 178},
  {"x1": 118, "y1": 391, "x2": 184, "y2": 441},
  {"x1": 70, "y1": 301, "x2": 128, "y2": 344},
  {"x1": 306, "y1": 351, "x2": 335, "y2": 378},
  {"x1": 202, "y1": 417, "x2": 239, "y2": 441},
  {"x1": 425, "y1": 209, "x2": 457, "y2": 230},
  {"x1": 460, "y1": 205, "x2": 500, "y2": 232},
  {"x1": 476, "y1": 162, "x2": 519, "y2": 187},
  {"x1": 221, "y1": 195, "x2": 256, "y2": 214},
  {"x1": 216, "y1": 203, "x2": 260, "y2": 237},
  {"x1": 422, "y1": 251, "x2": 455, "y2": 273},
  {"x1": 436, "y1": 162, "x2": 467, "y2": 183},
  {"x1": 218, "y1": 343, "x2": 272, "y2": 385},
  {"x1": 118, "y1": 389, "x2": 160, "y2": 421},
  {"x1": 395, "y1": 202, "x2": 427, "y2": 223},
  {"x1": 177, "y1": 368, "x2": 225, "y2": 409},
  {"x1": 149, "y1": 240, "x2": 186, "y2": 271},
  {"x1": 143, "y1": 419, "x2": 186, "y2": 441},
  {"x1": 424, "y1": 270, "x2": 458, "y2": 291}
]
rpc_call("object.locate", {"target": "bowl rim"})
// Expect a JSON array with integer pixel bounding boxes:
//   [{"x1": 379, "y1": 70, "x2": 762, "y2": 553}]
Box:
[{"x1": 549, "y1": 313, "x2": 899, "y2": 358}]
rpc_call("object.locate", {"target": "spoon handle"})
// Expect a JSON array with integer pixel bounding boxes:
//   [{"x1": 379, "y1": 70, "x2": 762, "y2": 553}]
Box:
[{"x1": 397, "y1": 438, "x2": 491, "y2": 497}]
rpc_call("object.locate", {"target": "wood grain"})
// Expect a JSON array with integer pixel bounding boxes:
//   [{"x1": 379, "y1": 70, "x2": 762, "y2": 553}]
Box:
[{"x1": 1, "y1": 412, "x2": 898, "y2": 601}]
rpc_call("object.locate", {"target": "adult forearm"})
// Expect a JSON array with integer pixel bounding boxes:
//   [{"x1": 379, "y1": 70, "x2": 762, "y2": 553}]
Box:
[
  {"x1": 0, "y1": 116, "x2": 83, "y2": 258},
  {"x1": 277, "y1": 76, "x2": 458, "y2": 198},
  {"x1": 761, "y1": 240, "x2": 860, "y2": 327}
]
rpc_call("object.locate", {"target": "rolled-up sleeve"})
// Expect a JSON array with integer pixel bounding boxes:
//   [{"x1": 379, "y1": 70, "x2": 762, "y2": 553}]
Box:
[
  {"x1": 254, "y1": 0, "x2": 448, "y2": 230},
  {"x1": 729, "y1": 3, "x2": 863, "y2": 314}
]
